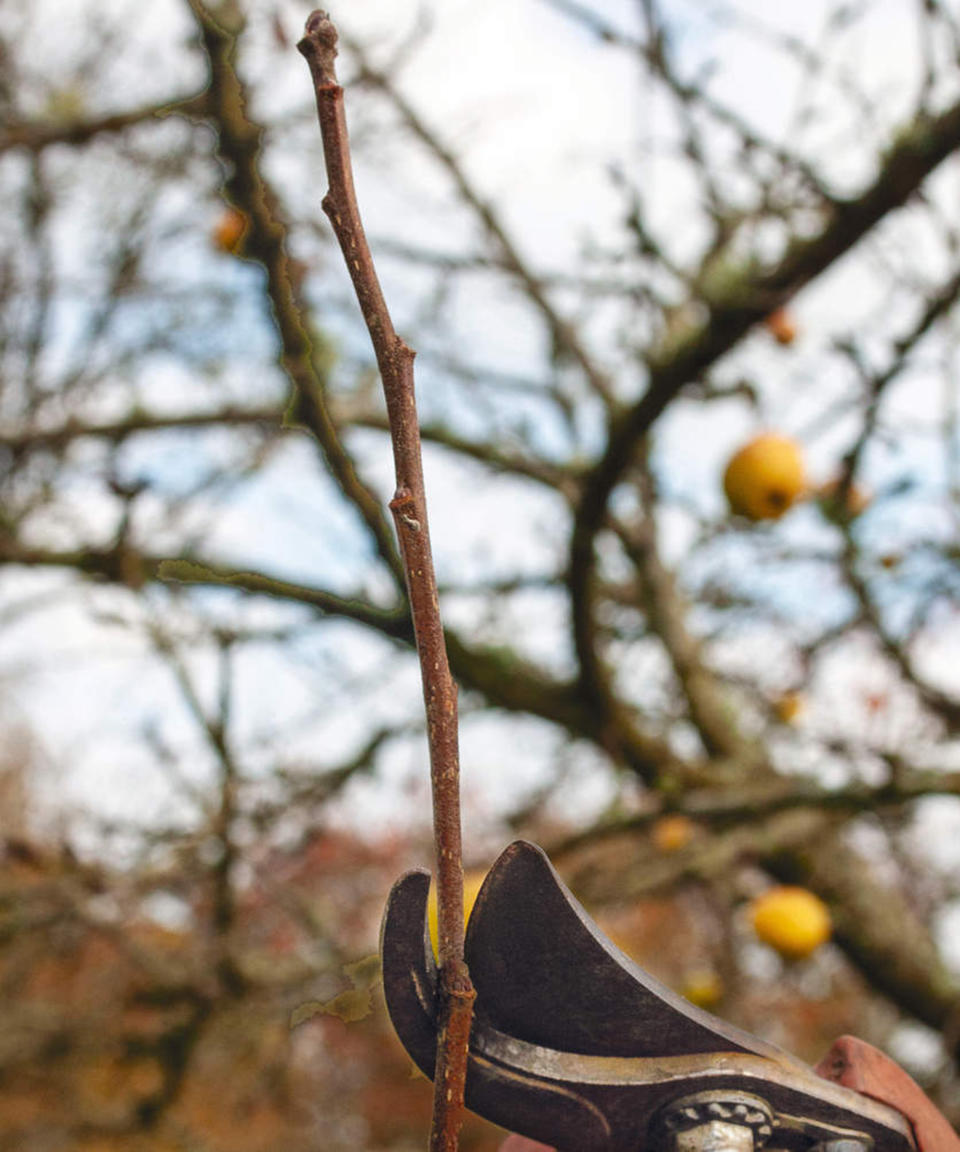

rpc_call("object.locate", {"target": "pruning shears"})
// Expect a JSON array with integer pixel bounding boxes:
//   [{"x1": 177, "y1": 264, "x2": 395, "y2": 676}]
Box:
[{"x1": 381, "y1": 840, "x2": 951, "y2": 1152}]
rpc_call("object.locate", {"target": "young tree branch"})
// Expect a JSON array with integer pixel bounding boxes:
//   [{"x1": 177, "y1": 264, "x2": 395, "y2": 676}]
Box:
[{"x1": 298, "y1": 13, "x2": 474, "y2": 1151}]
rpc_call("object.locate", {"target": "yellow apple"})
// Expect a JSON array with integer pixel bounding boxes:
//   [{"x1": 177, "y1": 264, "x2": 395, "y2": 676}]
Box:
[
  {"x1": 681, "y1": 968, "x2": 724, "y2": 1008},
  {"x1": 773, "y1": 693, "x2": 804, "y2": 725},
  {"x1": 750, "y1": 886, "x2": 831, "y2": 960},
  {"x1": 427, "y1": 869, "x2": 487, "y2": 961},
  {"x1": 816, "y1": 476, "x2": 871, "y2": 524},
  {"x1": 723, "y1": 434, "x2": 806, "y2": 521}
]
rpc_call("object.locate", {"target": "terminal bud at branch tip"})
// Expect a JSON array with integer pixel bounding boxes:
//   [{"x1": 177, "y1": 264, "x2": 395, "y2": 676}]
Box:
[
  {"x1": 305, "y1": 8, "x2": 333, "y2": 37},
  {"x1": 298, "y1": 9, "x2": 339, "y2": 83}
]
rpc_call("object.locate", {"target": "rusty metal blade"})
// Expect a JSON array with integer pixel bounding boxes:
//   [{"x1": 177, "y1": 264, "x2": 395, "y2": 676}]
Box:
[
  {"x1": 380, "y1": 841, "x2": 916, "y2": 1152},
  {"x1": 379, "y1": 867, "x2": 437, "y2": 1077},
  {"x1": 465, "y1": 841, "x2": 798, "y2": 1061}
]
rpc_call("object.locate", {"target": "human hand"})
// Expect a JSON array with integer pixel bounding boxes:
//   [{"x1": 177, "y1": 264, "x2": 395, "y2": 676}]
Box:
[{"x1": 815, "y1": 1034, "x2": 960, "y2": 1152}]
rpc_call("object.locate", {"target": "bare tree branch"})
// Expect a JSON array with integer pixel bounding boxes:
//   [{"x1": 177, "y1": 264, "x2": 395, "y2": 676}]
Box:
[
  {"x1": 0, "y1": 92, "x2": 209, "y2": 155},
  {"x1": 299, "y1": 13, "x2": 474, "y2": 1150},
  {"x1": 187, "y1": 0, "x2": 406, "y2": 585},
  {"x1": 569, "y1": 91, "x2": 960, "y2": 752},
  {"x1": 344, "y1": 33, "x2": 617, "y2": 407}
]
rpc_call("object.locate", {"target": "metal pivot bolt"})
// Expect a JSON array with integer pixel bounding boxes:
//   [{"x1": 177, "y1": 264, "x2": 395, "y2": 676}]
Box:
[{"x1": 650, "y1": 1091, "x2": 776, "y2": 1152}]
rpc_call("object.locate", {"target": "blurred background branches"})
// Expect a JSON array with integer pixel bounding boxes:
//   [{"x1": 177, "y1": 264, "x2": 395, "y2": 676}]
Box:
[{"x1": 3, "y1": 0, "x2": 960, "y2": 1148}]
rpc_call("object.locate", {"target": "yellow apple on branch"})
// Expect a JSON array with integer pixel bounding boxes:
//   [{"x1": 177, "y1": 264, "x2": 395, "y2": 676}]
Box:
[
  {"x1": 750, "y1": 885, "x2": 831, "y2": 959},
  {"x1": 723, "y1": 433, "x2": 806, "y2": 521}
]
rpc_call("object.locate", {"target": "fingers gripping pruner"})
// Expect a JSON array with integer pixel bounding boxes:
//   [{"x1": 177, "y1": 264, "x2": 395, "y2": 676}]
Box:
[{"x1": 380, "y1": 841, "x2": 916, "y2": 1152}]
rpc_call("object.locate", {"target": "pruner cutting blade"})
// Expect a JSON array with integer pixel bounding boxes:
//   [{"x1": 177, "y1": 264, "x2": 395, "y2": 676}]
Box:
[{"x1": 380, "y1": 840, "x2": 916, "y2": 1152}]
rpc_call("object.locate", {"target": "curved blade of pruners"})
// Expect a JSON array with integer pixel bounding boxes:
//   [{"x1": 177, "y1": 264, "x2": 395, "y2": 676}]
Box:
[{"x1": 381, "y1": 840, "x2": 915, "y2": 1152}]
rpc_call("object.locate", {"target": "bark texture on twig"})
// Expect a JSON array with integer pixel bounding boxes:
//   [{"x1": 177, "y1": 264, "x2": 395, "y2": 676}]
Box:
[{"x1": 298, "y1": 13, "x2": 474, "y2": 1151}]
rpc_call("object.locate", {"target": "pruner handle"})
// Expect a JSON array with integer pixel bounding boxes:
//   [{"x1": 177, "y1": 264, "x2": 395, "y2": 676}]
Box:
[
  {"x1": 814, "y1": 1036, "x2": 960, "y2": 1152},
  {"x1": 498, "y1": 1037, "x2": 960, "y2": 1152}
]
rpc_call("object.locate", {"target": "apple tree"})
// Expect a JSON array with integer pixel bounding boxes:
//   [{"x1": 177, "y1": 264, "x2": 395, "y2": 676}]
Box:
[{"x1": 2, "y1": 0, "x2": 960, "y2": 1147}]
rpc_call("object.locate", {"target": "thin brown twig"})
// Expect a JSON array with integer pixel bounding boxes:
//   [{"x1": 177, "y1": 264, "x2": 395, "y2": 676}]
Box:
[
  {"x1": 0, "y1": 540, "x2": 679, "y2": 766},
  {"x1": 152, "y1": 627, "x2": 244, "y2": 996},
  {"x1": 298, "y1": 13, "x2": 474, "y2": 1152},
  {"x1": 0, "y1": 92, "x2": 209, "y2": 156}
]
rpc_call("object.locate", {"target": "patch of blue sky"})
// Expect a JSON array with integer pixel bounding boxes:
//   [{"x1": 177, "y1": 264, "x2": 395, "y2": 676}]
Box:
[{"x1": 136, "y1": 434, "x2": 391, "y2": 590}]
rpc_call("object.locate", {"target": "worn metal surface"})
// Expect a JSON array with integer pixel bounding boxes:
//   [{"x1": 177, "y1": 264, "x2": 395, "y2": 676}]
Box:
[
  {"x1": 380, "y1": 840, "x2": 916, "y2": 1152},
  {"x1": 652, "y1": 1090, "x2": 775, "y2": 1151}
]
